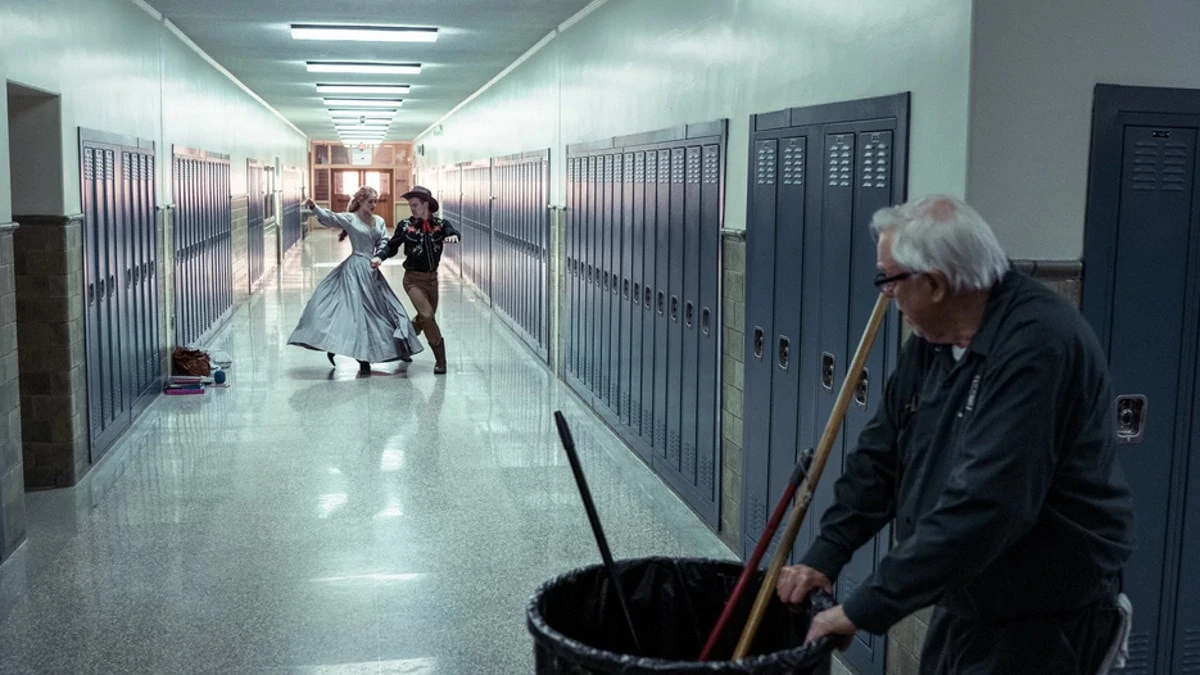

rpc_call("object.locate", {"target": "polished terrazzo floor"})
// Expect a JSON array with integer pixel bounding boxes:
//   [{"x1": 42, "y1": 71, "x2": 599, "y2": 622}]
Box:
[{"x1": 0, "y1": 229, "x2": 735, "y2": 674}]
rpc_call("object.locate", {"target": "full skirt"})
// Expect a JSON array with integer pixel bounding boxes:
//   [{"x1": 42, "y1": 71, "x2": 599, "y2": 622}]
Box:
[{"x1": 287, "y1": 255, "x2": 424, "y2": 362}]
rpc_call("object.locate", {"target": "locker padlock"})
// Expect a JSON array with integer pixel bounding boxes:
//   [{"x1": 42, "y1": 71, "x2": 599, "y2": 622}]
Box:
[
  {"x1": 686, "y1": 301, "x2": 695, "y2": 328},
  {"x1": 854, "y1": 368, "x2": 869, "y2": 408},
  {"x1": 623, "y1": 279, "x2": 630, "y2": 298},
  {"x1": 657, "y1": 291, "x2": 665, "y2": 315},
  {"x1": 670, "y1": 296, "x2": 679, "y2": 321},
  {"x1": 821, "y1": 352, "x2": 835, "y2": 392},
  {"x1": 702, "y1": 307, "x2": 711, "y2": 335},
  {"x1": 778, "y1": 336, "x2": 791, "y2": 370},
  {"x1": 753, "y1": 327, "x2": 765, "y2": 359},
  {"x1": 1115, "y1": 395, "x2": 1147, "y2": 443}
]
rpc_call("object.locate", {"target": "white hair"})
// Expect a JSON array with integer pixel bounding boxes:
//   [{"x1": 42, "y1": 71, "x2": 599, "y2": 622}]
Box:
[{"x1": 869, "y1": 195, "x2": 1010, "y2": 292}]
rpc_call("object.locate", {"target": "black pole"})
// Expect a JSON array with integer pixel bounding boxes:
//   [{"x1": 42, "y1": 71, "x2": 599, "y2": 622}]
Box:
[{"x1": 553, "y1": 410, "x2": 643, "y2": 655}]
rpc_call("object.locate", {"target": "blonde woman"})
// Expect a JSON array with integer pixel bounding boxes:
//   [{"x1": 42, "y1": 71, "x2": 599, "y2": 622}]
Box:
[{"x1": 288, "y1": 186, "x2": 423, "y2": 373}]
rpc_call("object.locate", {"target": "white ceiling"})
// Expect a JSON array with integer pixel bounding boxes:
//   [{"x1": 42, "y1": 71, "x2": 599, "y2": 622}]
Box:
[{"x1": 141, "y1": 0, "x2": 595, "y2": 142}]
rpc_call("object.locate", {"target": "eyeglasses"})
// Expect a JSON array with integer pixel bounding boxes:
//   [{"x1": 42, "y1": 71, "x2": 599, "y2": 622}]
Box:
[{"x1": 873, "y1": 270, "x2": 913, "y2": 291}]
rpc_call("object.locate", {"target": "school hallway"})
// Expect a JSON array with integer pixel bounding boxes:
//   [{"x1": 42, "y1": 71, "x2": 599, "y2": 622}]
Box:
[{"x1": 0, "y1": 228, "x2": 734, "y2": 673}]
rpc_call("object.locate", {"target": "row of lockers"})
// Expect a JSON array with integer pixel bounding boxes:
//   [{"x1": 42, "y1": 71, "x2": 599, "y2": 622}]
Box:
[
  {"x1": 246, "y1": 159, "x2": 267, "y2": 290},
  {"x1": 427, "y1": 151, "x2": 552, "y2": 360},
  {"x1": 741, "y1": 93, "x2": 910, "y2": 675},
  {"x1": 280, "y1": 165, "x2": 304, "y2": 256},
  {"x1": 564, "y1": 121, "x2": 727, "y2": 526},
  {"x1": 490, "y1": 151, "x2": 551, "y2": 359},
  {"x1": 80, "y1": 130, "x2": 164, "y2": 461},
  {"x1": 172, "y1": 147, "x2": 233, "y2": 347}
]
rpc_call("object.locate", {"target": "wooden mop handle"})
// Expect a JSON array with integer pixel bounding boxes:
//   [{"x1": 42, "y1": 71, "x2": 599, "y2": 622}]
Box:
[{"x1": 732, "y1": 293, "x2": 890, "y2": 659}]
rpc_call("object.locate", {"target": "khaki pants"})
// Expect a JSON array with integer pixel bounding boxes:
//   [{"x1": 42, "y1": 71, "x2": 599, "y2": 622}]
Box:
[{"x1": 403, "y1": 270, "x2": 442, "y2": 345}]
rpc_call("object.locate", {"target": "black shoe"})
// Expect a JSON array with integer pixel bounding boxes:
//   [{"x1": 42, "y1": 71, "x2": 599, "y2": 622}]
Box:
[
  {"x1": 358, "y1": 360, "x2": 371, "y2": 372},
  {"x1": 400, "y1": 354, "x2": 412, "y2": 363},
  {"x1": 327, "y1": 352, "x2": 336, "y2": 366}
]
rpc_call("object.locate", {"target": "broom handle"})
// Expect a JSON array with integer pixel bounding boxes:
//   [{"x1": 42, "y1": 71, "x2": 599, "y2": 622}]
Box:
[{"x1": 732, "y1": 293, "x2": 890, "y2": 659}]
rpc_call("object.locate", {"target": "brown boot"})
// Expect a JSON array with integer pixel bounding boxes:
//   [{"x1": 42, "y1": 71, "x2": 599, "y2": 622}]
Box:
[
  {"x1": 412, "y1": 315, "x2": 424, "y2": 336},
  {"x1": 431, "y1": 340, "x2": 447, "y2": 375}
]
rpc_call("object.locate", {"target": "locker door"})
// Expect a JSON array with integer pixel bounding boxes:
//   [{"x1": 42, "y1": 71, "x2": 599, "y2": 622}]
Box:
[
  {"x1": 1085, "y1": 122, "x2": 1199, "y2": 675},
  {"x1": 540, "y1": 156, "x2": 551, "y2": 353},
  {"x1": 630, "y1": 152, "x2": 647, "y2": 446},
  {"x1": 697, "y1": 142, "x2": 722, "y2": 505},
  {"x1": 584, "y1": 155, "x2": 596, "y2": 394},
  {"x1": 654, "y1": 148, "x2": 671, "y2": 454},
  {"x1": 599, "y1": 154, "x2": 613, "y2": 410},
  {"x1": 82, "y1": 147, "x2": 105, "y2": 444},
  {"x1": 666, "y1": 146, "x2": 686, "y2": 473},
  {"x1": 119, "y1": 151, "x2": 136, "y2": 416},
  {"x1": 608, "y1": 153, "x2": 623, "y2": 417},
  {"x1": 743, "y1": 138, "x2": 780, "y2": 555},
  {"x1": 566, "y1": 157, "x2": 578, "y2": 380},
  {"x1": 839, "y1": 129, "x2": 900, "y2": 666},
  {"x1": 103, "y1": 149, "x2": 125, "y2": 437},
  {"x1": 641, "y1": 150, "x2": 658, "y2": 445},
  {"x1": 681, "y1": 146, "x2": 702, "y2": 489},
  {"x1": 1176, "y1": 387, "x2": 1200, "y2": 675},
  {"x1": 628, "y1": 151, "x2": 638, "y2": 425}
]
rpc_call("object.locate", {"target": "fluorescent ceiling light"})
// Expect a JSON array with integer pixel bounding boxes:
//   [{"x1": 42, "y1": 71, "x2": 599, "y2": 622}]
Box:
[
  {"x1": 324, "y1": 98, "x2": 404, "y2": 108},
  {"x1": 307, "y1": 62, "x2": 422, "y2": 75},
  {"x1": 329, "y1": 110, "x2": 396, "y2": 119},
  {"x1": 317, "y1": 84, "x2": 410, "y2": 95},
  {"x1": 336, "y1": 127, "x2": 390, "y2": 133},
  {"x1": 340, "y1": 134, "x2": 386, "y2": 139},
  {"x1": 292, "y1": 25, "x2": 437, "y2": 43}
]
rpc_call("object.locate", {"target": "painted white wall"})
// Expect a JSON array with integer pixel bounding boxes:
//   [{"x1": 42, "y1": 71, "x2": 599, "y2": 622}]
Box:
[
  {"x1": 966, "y1": 0, "x2": 1200, "y2": 259},
  {"x1": 415, "y1": 0, "x2": 974, "y2": 231},
  {"x1": 0, "y1": 0, "x2": 307, "y2": 221}
]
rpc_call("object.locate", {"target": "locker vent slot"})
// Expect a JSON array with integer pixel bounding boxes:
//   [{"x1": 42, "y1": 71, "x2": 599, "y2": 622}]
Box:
[
  {"x1": 1184, "y1": 627, "x2": 1200, "y2": 673},
  {"x1": 1123, "y1": 630, "x2": 1151, "y2": 674},
  {"x1": 704, "y1": 145, "x2": 719, "y2": 184},
  {"x1": 672, "y1": 148, "x2": 685, "y2": 183},
  {"x1": 636, "y1": 153, "x2": 645, "y2": 183},
  {"x1": 757, "y1": 143, "x2": 777, "y2": 186},
  {"x1": 827, "y1": 134, "x2": 852, "y2": 187},
  {"x1": 862, "y1": 134, "x2": 890, "y2": 190},
  {"x1": 687, "y1": 151, "x2": 701, "y2": 184},
  {"x1": 783, "y1": 139, "x2": 804, "y2": 186},
  {"x1": 1132, "y1": 141, "x2": 1161, "y2": 191}
]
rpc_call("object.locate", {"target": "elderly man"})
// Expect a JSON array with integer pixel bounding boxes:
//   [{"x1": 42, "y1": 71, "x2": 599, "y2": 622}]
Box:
[{"x1": 777, "y1": 195, "x2": 1134, "y2": 673}]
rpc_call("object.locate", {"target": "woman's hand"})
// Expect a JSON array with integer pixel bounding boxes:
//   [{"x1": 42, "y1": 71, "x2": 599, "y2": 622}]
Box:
[
  {"x1": 445, "y1": 235, "x2": 460, "y2": 244},
  {"x1": 370, "y1": 257, "x2": 382, "y2": 269},
  {"x1": 304, "y1": 198, "x2": 316, "y2": 210}
]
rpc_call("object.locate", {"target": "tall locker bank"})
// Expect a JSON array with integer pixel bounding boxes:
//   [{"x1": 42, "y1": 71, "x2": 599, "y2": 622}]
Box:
[
  {"x1": 741, "y1": 94, "x2": 910, "y2": 675},
  {"x1": 491, "y1": 150, "x2": 551, "y2": 360},
  {"x1": 80, "y1": 129, "x2": 163, "y2": 460},
  {"x1": 564, "y1": 121, "x2": 726, "y2": 526},
  {"x1": 172, "y1": 146, "x2": 232, "y2": 347},
  {"x1": 281, "y1": 165, "x2": 304, "y2": 256},
  {"x1": 246, "y1": 159, "x2": 266, "y2": 290}
]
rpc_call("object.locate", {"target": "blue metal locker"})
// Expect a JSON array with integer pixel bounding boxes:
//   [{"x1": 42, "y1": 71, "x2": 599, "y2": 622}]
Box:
[
  {"x1": 681, "y1": 145, "x2": 702, "y2": 489},
  {"x1": 654, "y1": 149, "x2": 671, "y2": 455},
  {"x1": 567, "y1": 157, "x2": 579, "y2": 381},
  {"x1": 620, "y1": 153, "x2": 635, "y2": 427},
  {"x1": 641, "y1": 150, "x2": 658, "y2": 446},
  {"x1": 608, "y1": 153, "x2": 623, "y2": 417},
  {"x1": 599, "y1": 154, "x2": 613, "y2": 410},
  {"x1": 697, "y1": 142, "x2": 722, "y2": 508},
  {"x1": 1081, "y1": 87, "x2": 1200, "y2": 675},
  {"x1": 666, "y1": 146, "x2": 685, "y2": 473},
  {"x1": 630, "y1": 151, "x2": 647, "y2": 443},
  {"x1": 585, "y1": 155, "x2": 597, "y2": 394}
]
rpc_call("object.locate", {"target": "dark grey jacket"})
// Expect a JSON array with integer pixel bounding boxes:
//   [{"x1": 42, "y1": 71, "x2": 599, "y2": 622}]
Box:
[{"x1": 802, "y1": 269, "x2": 1134, "y2": 634}]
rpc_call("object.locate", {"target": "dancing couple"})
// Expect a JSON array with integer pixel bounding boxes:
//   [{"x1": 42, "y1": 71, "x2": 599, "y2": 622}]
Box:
[{"x1": 287, "y1": 185, "x2": 459, "y2": 375}]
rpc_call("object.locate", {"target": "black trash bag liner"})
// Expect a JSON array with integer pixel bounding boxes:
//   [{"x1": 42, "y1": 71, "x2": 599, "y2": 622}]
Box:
[{"x1": 526, "y1": 556, "x2": 838, "y2": 674}]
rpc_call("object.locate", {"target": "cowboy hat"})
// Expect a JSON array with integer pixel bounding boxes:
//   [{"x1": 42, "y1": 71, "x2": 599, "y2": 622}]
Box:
[{"x1": 400, "y1": 185, "x2": 439, "y2": 213}]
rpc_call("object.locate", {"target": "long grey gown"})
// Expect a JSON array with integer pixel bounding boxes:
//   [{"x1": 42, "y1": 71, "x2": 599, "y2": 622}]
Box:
[{"x1": 287, "y1": 205, "x2": 424, "y2": 363}]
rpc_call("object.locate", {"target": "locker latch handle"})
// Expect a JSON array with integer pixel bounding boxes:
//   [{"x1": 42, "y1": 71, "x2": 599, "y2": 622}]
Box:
[
  {"x1": 685, "y1": 301, "x2": 694, "y2": 328},
  {"x1": 778, "y1": 336, "x2": 791, "y2": 370},
  {"x1": 1115, "y1": 395, "x2": 1147, "y2": 443},
  {"x1": 670, "y1": 296, "x2": 679, "y2": 321},
  {"x1": 612, "y1": 275, "x2": 619, "y2": 295},
  {"x1": 623, "y1": 279, "x2": 630, "y2": 299},
  {"x1": 753, "y1": 327, "x2": 765, "y2": 359},
  {"x1": 107, "y1": 275, "x2": 115, "y2": 297},
  {"x1": 854, "y1": 368, "x2": 869, "y2": 408},
  {"x1": 644, "y1": 287, "x2": 652, "y2": 309},
  {"x1": 604, "y1": 271, "x2": 610, "y2": 291},
  {"x1": 702, "y1": 308, "x2": 712, "y2": 336},
  {"x1": 87, "y1": 282, "x2": 95, "y2": 306},
  {"x1": 634, "y1": 282, "x2": 641, "y2": 303},
  {"x1": 657, "y1": 291, "x2": 665, "y2": 315},
  {"x1": 126, "y1": 268, "x2": 133, "y2": 288},
  {"x1": 821, "y1": 352, "x2": 835, "y2": 392}
]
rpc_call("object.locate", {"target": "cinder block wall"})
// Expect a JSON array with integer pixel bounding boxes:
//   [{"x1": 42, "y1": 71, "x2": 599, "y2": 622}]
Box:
[{"x1": 0, "y1": 222, "x2": 25, "y2": 561}]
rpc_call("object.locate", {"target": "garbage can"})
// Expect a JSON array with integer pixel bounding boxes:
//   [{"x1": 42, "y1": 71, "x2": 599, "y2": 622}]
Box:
[{"x1": 526, "y1": 556, "x2": 837, "y2": 674}]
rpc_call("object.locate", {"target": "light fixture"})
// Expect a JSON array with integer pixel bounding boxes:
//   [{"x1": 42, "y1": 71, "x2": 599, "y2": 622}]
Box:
[
  {"x1": 307, "y1": 61, "x2": 422, "y2": 75},
  {"x1": 323, "y1": 98, "x2": 404, "y2": 108},
  {"x1": 329, "y1": 110, "x2": 396, "y2": 119},
  {"x1": 336, "y1": 126, "x2": 390, "y2": 133},
  {"x1": 291, "y1": 25, "x2": 438, "y2": 43},
  {"x1": 317, "y1": 84, "x2": 410, "y2": 95}
]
